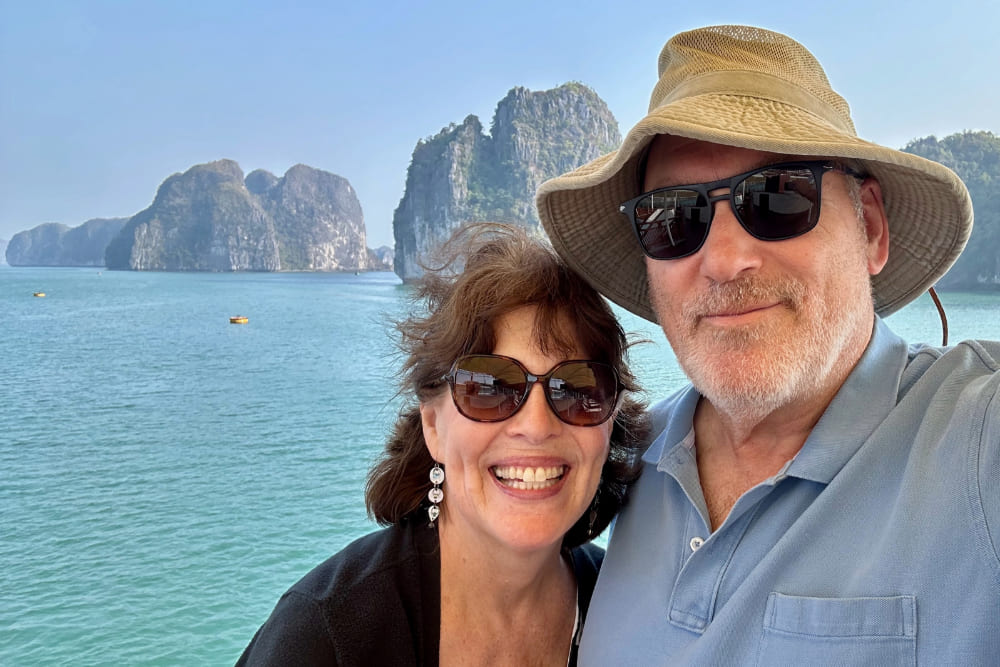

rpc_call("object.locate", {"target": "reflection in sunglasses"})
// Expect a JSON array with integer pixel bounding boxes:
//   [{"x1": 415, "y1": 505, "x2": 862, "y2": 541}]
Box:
[
  {"x1": 444, "y1": 354, "x2": 619, "y2": 426},
  {"x1": 622, "y1": 161, "x2": 856, "y2": 260}
]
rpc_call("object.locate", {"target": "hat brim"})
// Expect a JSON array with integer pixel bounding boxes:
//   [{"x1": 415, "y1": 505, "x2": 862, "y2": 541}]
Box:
[{"x1": 537, "y1": 94, "x2": 973, "y2": 322}]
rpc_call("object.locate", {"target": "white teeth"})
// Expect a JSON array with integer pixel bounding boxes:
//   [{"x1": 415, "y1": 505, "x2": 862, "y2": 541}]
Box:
[
  {"x1": 492, "y1": 465, "x2": 565, "y2": 489},
  {"x1": 504, "y1": 479, "x2": 556, "y2": 490}
]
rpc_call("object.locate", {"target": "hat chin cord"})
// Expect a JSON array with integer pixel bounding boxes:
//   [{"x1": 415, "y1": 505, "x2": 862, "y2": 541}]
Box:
[{"x1": 928, "y1": 287, "x2": 949, "y2": 346}]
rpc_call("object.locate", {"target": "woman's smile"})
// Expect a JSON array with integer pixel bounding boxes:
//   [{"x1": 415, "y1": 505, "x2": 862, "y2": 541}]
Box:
[{"x1": 492, "y1": 464, "x2": 568, "y2": 491}]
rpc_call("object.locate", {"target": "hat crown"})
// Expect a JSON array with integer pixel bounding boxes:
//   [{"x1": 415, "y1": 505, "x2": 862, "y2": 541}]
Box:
[{"x1": 651, "y1": 25, "x2": 856, "y2": 136}]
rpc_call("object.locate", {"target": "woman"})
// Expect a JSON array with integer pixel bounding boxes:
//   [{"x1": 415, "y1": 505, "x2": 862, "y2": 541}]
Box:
[{"x1": 237, "y1": 224, "x2": 646, "y2": 665}]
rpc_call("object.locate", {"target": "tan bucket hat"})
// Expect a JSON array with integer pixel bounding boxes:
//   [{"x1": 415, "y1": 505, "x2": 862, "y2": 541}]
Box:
[{"x1": 537, "y1": 24, "x2": 973, "y2": 322}]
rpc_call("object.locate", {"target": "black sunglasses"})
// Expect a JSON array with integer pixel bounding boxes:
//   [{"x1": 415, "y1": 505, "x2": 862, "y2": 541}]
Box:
[
  {"x1": 442, "y1": 354, "x2": 620, "y2": 427},
  {"x1": 619, "y1": 160, "x2": 864, "y2": 260}
]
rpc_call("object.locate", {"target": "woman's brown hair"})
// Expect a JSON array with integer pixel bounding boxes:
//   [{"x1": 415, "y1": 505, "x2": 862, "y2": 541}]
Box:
[{"x1": 365, "y1": 223, "x2": 647, "y2": 547}]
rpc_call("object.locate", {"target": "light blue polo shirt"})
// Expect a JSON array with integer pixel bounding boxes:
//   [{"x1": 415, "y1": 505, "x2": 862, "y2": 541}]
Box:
[{"x1": 581, "y1": 319, "x2": 1000, "y2": 665}]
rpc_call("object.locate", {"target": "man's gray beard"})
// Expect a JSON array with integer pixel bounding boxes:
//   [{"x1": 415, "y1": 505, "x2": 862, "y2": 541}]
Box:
[{"x1": 670, "y1": 274, "x2": 869, "y2": 426}]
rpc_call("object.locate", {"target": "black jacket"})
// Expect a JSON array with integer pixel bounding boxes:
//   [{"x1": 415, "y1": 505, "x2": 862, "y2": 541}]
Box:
[{"x1": 236, "y1": 517, "x2": 604, "y2": 666}]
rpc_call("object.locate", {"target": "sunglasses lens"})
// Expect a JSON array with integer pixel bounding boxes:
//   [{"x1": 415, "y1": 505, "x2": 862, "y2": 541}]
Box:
[
  {"x1": 546, "y1": 361, "x2": 618, "y2": 426},
  {"x1": 633, "y1": 189, "x2": 709, "y2": 259},
  {"x1": 735, "y1": 166, "x2": 819, "y2": 239},
  {"x1": 448, "y1": 356, "x2": 619, "y2": 426},
  {"x1": 629, "y1": 163, "x2": 827, "y2": 259},
  {"x1": 449, "y1": 356, "x2": 527, "y2": 422}
]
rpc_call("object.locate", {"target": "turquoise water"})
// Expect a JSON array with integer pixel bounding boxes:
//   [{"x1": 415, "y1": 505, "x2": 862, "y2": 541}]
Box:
[{"x1": 1, "y1": 266, "x2": 997, "y2": 665}]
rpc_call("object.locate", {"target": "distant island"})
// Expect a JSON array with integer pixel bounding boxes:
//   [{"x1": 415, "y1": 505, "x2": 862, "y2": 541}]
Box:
[
  {"x1": 5, "y1": 218, "x2": 128, "y2": 267},
  {"x1": 104, "y1": 160, "x2": 389, "y2": 272},
  {"x1": 6, "y1": 162, "x2": 392, "y2": 273},
  {"x1": 4, "y1": 84, "x2": 998, "y2": 289}
]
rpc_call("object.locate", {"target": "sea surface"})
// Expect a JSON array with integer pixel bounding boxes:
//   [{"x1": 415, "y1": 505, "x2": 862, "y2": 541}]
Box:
[{"x1": 2, "y1": 266, "x2": 997, "y2": 666}]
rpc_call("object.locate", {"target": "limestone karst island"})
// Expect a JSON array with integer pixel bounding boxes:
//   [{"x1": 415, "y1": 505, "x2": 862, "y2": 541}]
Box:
[{"x1": 4, "y1": 85, "x2": 999, "y2": 289}]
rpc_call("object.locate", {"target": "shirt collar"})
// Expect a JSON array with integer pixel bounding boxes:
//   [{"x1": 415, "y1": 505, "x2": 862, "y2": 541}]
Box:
[
  {"x1": 787, "y1": 317, "x2": 909, "y2": 483},
  {"x1": 642, "y1": 385, "x2": 700, "y2": 466}
]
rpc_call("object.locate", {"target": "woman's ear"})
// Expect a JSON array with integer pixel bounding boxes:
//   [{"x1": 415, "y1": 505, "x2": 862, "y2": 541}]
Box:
[{"x1": 420, "y1": 400, "x2": 442, "y2": 461}]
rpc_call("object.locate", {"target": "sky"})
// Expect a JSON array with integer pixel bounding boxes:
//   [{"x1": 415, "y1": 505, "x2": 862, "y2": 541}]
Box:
[{"x1": 2, "y1": 1, "x2": 998, "y2": 249}]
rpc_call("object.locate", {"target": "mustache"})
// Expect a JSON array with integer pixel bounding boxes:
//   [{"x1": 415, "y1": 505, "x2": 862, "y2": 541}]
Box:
[{"x1": 683, "y1": 276, "x2": 806, "y2": 321}]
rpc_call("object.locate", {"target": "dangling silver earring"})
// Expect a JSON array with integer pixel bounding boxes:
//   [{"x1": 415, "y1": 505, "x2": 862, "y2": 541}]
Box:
[{"x1": 427, "y1": 463, "x2": 445, "y2": 525}]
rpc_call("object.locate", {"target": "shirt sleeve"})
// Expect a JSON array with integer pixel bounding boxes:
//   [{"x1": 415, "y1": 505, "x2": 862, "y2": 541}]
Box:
[{"x1": 977, "y1": 364, "x2": 1000, "y2": 570}]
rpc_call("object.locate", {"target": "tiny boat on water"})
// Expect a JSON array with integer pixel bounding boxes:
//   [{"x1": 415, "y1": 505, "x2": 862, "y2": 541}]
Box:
[
  {"x1": 33, "y1": 292, "x2": 46, "y2": 297},
  {"x1": 229, "y1": 315, "x2": 249, "y2": 324}
]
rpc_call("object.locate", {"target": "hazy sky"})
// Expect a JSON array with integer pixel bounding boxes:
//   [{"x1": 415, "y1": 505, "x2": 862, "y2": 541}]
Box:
[{"x1": 2, "y1": 1, "x2": 997, "y2": 249}]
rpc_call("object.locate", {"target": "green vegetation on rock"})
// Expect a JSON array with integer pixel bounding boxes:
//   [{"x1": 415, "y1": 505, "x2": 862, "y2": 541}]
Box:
[{"x1": 903, "y1": 131, "x2": 1000, "y2": 288}]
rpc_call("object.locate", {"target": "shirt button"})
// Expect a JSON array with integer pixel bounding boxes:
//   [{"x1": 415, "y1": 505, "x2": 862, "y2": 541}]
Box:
[{"x1": 690, "y1": 537, "x2": 704, "y2": 552}]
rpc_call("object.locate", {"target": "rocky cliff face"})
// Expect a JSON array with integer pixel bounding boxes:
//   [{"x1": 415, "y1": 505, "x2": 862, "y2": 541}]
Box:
[
  {"x1": 106, "y1": 160, "x2": 278, "y2": 271},
  {"x1": 392, "y1": 83, "x2": 620, "y2": 281},
  {"x1": 257, "y1": 164, "x2": 368, "y2": 271},
  {"x1": 105, "y1": 160, "x2": 369, "y2": 271},
  {"x1": 5, "y1": 218, "x2": 127, "y2": 266},
  {"x1": 369, "y1": 245, "x2": 393, "y2": 270}
]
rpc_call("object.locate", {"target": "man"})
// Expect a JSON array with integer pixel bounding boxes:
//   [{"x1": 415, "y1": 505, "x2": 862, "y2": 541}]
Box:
[{"x1": 537, "y1": 25, "x2": 999, "y2": 664}]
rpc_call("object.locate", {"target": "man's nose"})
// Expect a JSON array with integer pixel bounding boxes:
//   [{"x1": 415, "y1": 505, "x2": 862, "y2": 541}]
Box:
[{"x1": 696, "y1": 192, "x2": 764, "y2": 282}]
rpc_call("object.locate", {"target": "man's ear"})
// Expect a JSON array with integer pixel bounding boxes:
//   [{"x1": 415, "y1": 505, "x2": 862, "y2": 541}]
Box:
[{"x1": 859, "y1": 177, "x2": 890, "y2": 275}]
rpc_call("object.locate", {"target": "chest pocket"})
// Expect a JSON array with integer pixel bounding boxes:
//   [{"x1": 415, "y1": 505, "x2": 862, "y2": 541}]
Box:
[{"x1": 757, "y1": 593, "x2": 916, "y2": 666}]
